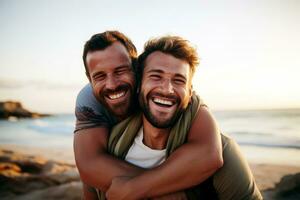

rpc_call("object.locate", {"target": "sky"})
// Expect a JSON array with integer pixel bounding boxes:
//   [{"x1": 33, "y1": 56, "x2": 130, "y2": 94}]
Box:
[{"x1": 0, "y1": 0, "x2": 299, "y2": 113}]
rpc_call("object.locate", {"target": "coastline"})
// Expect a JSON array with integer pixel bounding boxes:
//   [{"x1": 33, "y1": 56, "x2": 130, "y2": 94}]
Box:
[
  {"x1": 1, "y1": 144, "x2": 300, "y2": 199},
  {"x1": 0, "y1": 144, "x2": 75, "y2": 164}
]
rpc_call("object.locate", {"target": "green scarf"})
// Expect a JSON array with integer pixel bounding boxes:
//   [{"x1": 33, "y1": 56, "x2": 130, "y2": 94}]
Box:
[{"x1": 98, "y1": 94, "x2": 202, "y2": 199}]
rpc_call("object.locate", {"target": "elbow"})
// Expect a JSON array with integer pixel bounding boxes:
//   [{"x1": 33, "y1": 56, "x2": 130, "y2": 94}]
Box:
[
  {"x1": 209, "y1": 150, "x2": 224, "y2": 172},
  {"x1": 212, "y1": 156, "x2": 223, "y2": 171},
  {"x1": 75, "y1": 156, "x2": 91, "y2": 183},
  {"x1": 75, "y1": 155, "x2": 108, "y2": 191},
  {"x1": 75, "y1": 154, "x2": 95, "y2": 185},
  {"x1": 194, "y1": 148, "x2": 223, "y2": 175}
]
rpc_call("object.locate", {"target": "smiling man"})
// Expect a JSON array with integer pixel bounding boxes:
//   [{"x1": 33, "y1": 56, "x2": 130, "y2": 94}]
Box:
[
  {"x1": 105, "y1": 36, "x2": 262, "y2": 200},
  {"x1": 139, "y1": 51, "x2": 192, "y2": 129},
  {"x1": 85, "y1": 42, "x2": 136, "y2": 120},
  {"x1": 74, "y1": 31, "x2": 223, "y2": 199}
]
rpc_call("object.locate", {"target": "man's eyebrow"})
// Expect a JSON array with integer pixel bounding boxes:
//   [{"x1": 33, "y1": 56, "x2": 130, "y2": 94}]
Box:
[
  {"x1": 146, "y1": 69, "x2": 164, "y2": 74},
  {"x1": 147, "y1": 69, "x2": 187, "y2": 81},
  {"x1": 115, "y1": 65, "x2": 131, "y2": 70},
  {"x1": 91, "y1": 65, "x2": 132, "y2": 79}
]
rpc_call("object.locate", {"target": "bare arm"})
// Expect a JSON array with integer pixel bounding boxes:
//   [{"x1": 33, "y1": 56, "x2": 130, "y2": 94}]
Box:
[
  {"x1": 73, "y1": 127, "x2": 144, "y2": 191},
  {"x1": 106, "y1": 106, "x2": 223, "y2": 199},
  {"x1": 82, "y1": 183, "x2": 99, "y2": 200}
]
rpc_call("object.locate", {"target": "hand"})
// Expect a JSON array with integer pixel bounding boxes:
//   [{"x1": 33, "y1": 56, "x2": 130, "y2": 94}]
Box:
[
  {"x1": 151, "y1": 191, "x2": 188, "y2": 200},
  {"x1": 106, "y1": 176, "x2": 137, "y2": 200}
]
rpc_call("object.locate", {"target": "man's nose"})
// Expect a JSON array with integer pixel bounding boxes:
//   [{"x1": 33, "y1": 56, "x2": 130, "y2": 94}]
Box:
[
  {"x1": 106, "y1": 75, "x2": 119, "y2": 90},
  {"x1": 161, "y1": 79, "x2": 174, "y2": 94}
]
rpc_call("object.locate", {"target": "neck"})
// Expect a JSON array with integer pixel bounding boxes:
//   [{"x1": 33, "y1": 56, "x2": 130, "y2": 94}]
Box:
[{"x1": 142, "y1": 115, "x2": 170, "y2": 150}]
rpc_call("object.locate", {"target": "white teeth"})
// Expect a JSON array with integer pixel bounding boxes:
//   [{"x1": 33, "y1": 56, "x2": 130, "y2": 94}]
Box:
[
  {"x1": 108, "y1": 92, "x2": 125, "y2": 100},
  {"x1": 153, "y1": 98, "x2": 173, "y2": 106}
]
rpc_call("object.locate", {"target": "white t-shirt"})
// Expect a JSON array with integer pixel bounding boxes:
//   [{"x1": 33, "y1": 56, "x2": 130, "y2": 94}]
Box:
[{"x1": 125, "y1": 127, "x2": 166, "y2": 168}]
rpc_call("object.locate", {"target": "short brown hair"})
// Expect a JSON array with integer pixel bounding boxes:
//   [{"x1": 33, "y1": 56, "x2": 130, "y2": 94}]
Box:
[
  {"x1": 83, "y1": 31, "x2": 137, "y2": 76},
  {"x1": 138, "y1": 36, "x2": 199, "y2": 80}
]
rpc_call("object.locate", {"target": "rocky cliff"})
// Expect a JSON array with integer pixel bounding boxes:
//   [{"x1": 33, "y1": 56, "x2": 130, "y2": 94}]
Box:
[{"x1": 0, "y1": 101, "x2": 50, "y2": 119}]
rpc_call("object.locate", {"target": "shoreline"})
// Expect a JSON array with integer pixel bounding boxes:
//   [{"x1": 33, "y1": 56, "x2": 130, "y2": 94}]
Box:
[
  {"x1": 1, "y1": 144, "x2": 300, "y2": 199},
  {"x1": 0, "y1": 144, "x2": 75, "y2": 164}
]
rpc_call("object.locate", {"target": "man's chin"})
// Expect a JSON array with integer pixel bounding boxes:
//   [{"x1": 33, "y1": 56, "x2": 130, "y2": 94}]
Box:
[
  {"x1": 145, "y1": 107, "x2": 184, "y2": 129},
  {"x1": 144, "y1": 113, "x2": 176, "y2": 129},
  {"x1": 150, "y1": 121, "x2": 174, "y2": 129},
  {"x1": 98, "y1": 98, "x2": 128, "y2": 117},
  {"x1": 109, "y1": 105, "x2": 130, "y2": 119}
]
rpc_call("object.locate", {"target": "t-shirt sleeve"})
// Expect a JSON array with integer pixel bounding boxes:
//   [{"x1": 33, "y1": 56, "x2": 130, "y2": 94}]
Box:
[
  {"x1": 74, "y1": 84, "x2": 117, "y2": 133},
  {"x1": 213, "y1": 135, "x2": 263, "y2": 200}
]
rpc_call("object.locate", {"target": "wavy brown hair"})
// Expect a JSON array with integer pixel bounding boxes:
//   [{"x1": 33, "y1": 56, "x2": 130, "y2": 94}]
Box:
[{"x1": 137, "y1": 35, "x2": 199, "y2": 82}]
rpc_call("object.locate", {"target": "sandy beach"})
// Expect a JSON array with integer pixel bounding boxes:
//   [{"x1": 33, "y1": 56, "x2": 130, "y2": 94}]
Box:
[{"x1": 1, "y1": 144, "x2": 300, "y2": 199}]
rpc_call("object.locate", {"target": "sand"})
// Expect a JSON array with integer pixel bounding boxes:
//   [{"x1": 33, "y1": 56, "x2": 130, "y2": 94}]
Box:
[{"x1": 1, "y1": 144, "x2": 300, "y2": 199}]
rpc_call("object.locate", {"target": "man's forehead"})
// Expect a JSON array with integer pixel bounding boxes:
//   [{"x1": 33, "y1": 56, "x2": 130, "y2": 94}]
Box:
[
  {"x1": 86, "y1": 42, "x2": 131, "y2": 63},
  {"x1": 144, "y1": 51, "x2": 190, "y2": 76},
  {"x1": 107, "y1": 41, "x2": 130, "y2": 55}
]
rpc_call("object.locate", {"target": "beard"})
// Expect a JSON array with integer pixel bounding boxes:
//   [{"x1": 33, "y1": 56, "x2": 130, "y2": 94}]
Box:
[
  {"x1": 96, "y1": 83, "x2": 134, "y2": 119},
  {"x1": 139, "y1": 91, "x2": 184, "y2": 129}
]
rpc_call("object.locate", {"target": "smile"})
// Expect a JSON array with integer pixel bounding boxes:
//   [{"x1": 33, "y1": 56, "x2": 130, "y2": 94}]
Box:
[
  {"x1": 152, "y1": 97, "x2": 175, "y2": 107},
  {"x1": 107, "y1": 91, "x2": 126, "y2": 100}
]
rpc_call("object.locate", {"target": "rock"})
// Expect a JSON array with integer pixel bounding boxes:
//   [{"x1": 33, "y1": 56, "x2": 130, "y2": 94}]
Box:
[
  {"x1": 42, "y1": 160, "x2": 74, "y2": 174},
  {"x1": 47, "y1": 169, "x2": 80, "y2": 184},
  {"x1": 0, "y1": 149, "x2": 81, "y2": 199},
  {"x1": 10, "y1": 181, "x2": 82, "y2": 200},
  {"x1": 0, "y1": 163, "x2": 21, "y2": 177},
  {"x1": 0, "y1": 101, "x2": 50, "y2": 119},
  {"x1": 275, "y1": 173, "x2": 300, "y2": 199},
  {"x1": 263, "y1": 173, "x2": 300, "y2": 200}
]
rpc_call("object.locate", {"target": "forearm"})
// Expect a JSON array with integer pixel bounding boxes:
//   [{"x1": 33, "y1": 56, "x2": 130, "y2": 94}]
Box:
[
  {"x1": 82, "y1": 182, "x2": 99, "y2": 200},
  {"x1": 74, "y1": 128, "x2": 145, "y2": 191},
  {"x1": 126, "y1": 142, "x2": 222, "y2": 198},
  {"x1": 78, "y1": 153, "x2": 144, "y2": 191},
  {"x1": 125, "y1": 107, "x2": 223, "y2": 198}
]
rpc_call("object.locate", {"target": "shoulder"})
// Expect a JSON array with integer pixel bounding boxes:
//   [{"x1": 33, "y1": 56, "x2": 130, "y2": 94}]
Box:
[
  {"x1": 190, "y1": 92, "x2": 211, "y2": 124},
  {"x1": 213, "y1": 134, "x2": 262, "y2": 199},
  {"x1": 76, "y1": 84, "x2": 97, "y2": 107},
  {"x1": 219, "y1": 134, "x2": 246, "y2": 168},
  {"x1": 185, "y1": 92, "x2": 219, "y2": 141},
  {"x1": 75, "y1": 84, "x2": 109, "y2": 116},
  {"x1": 74, "y1": 84, "x2": 117, "y2": 132}
]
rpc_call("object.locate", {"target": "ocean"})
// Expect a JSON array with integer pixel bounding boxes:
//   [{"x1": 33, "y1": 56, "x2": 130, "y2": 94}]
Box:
[{"x1": 0, "y1": 109, "x2": 299, "y2": 165}]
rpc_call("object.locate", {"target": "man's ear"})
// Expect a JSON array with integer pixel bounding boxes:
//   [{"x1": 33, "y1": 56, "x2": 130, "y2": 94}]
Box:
[
  {"x1": 189, "y1": 85, "x2": 193, "y2": 102},
  {"x1": 86, "y1": 71, "x2": 91, "y2": 82}
]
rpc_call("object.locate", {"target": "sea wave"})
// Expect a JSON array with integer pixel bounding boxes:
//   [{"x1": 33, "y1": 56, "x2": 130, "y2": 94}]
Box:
[
  {"x1": 1, "y1": 111, "x2": 300, "y2": 152},
  {"x1": 238, "y1": 141, "x2": 300, "y2": 150}
]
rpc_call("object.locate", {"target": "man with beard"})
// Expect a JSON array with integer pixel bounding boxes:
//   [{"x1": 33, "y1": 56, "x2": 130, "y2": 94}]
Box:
[
  {"x1": 104, "y1": 36, "x2": 262, "y2": 200},
  {"x1": 74, "y1": 31, "x2": 223, "y2": 199}
]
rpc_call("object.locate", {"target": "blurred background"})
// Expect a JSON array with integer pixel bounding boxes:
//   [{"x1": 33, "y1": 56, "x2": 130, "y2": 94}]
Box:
[
  {"x1": 0, "y1": 0, "x2": 300, "y2": 198},
  {"x1": 1, "y1": 0, "x2": 300, "y2": 113},
  {"x1": 1, "y1": 0, "x2": 299, "y2": 162}
]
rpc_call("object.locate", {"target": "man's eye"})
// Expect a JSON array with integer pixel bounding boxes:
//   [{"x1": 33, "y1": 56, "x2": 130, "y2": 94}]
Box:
[
  {"x1": 94, "y1": 74, "x2": 105, "y2": 81},
  {"x1": 149, "y1": 75, "x2": 161, "y2": 80},
  {"x1": 174, "y1": 79, "x2": 185, "y2": 84},
  {"x1": 115, "y1": 69, "x2": 126, "y2": 75},
  {"x1": 116, "y1": 66, "x2": 132, "y2": 75}
]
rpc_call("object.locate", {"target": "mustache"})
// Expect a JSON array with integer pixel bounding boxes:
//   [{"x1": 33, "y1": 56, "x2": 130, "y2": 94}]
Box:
[{"x1": 102, "y1": 84, "x2": 130, "y2": 96}]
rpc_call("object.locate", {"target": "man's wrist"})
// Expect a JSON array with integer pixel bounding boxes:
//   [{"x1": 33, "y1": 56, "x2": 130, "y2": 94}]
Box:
[{"x1": 126, "y1": 174, "x2": 152, "y2": 199}]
